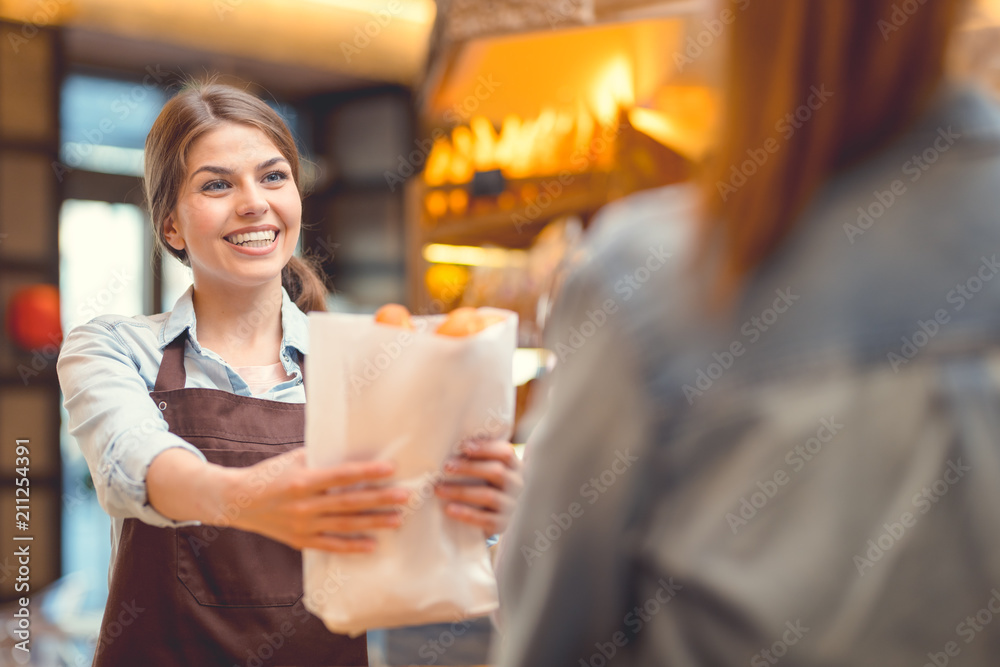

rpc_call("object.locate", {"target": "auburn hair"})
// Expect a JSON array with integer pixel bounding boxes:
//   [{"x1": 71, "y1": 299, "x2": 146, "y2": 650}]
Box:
[
  {"x1": 701, "y1": 0, "x2": 966, "y2": 300},
  {"x1": 144, "y1": 77, "x2": 327, "y2": 312}
]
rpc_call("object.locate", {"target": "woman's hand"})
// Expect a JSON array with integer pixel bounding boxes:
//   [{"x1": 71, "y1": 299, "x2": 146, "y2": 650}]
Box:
[
  {"x1": 222, "y1": 448, "x2": 410, "y2": 553},
  {"x1": 435, "y1": 439, "x2": 524, "y2": 536}
]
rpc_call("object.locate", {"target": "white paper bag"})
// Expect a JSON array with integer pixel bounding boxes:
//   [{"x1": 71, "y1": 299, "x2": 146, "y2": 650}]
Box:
[{"x1": 303, "y1": 309, "x2": 517, "y2": 637}]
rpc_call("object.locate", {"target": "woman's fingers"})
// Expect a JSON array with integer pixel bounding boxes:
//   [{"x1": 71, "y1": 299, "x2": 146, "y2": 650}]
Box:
[
  {"x1": 443, "y1": 458, "x2": 512, "y2": 489},
  {"x1": 436, "y1": 440, "x2": 523, "y2": 535},
  {"x1": 459, "y1": 439, "x2": 521, "y2": 470},
  {"x1": 290, "y1": 459, "x2": 398, "y2": 497},
  {"x1": 298, "y1": 533, "x2": 378, "y2": 553},
  {"x1": 434, "y1": 482, "x2": 506, "y2": 512},
  {"x1": 311, "y1": 511, "x2": 404, "y2": 533},
  {"x1": 302, "y1": 486, "x2": 410, "y2": 514},
  {"x1": 442, "y1": 502, "x2": 506, "y2": 534},
  {"x1": 442, "y1": 440, "x2": 524, "y2": 495}
]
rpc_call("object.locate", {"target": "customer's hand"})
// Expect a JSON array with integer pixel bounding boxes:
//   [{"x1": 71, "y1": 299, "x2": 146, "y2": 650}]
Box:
[
  {"x1": 435, "y1": 439, "x2": 524, "y2": 536},
  {"x1": 224, "y1": 448, "x2": 409, "y2": 553}
]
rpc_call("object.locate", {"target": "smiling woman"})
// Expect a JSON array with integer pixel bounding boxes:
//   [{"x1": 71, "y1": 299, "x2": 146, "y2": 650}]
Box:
[
  {"x1": 55, "y1": 79, "x2": 522, "y2": 666},
  {"x1": 144, "y1": 82, "x2": 326, "y2": 316}
]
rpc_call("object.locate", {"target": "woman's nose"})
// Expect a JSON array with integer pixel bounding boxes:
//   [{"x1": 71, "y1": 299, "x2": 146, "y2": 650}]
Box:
[{"x1": 236, "y1": 186, "x2": 269, "y2": 216}]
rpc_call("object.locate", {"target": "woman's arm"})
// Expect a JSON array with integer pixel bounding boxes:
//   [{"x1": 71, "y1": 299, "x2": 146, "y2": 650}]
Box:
[
  {"x1": 57, "y1": 320, "x2": 211, "y2": 526},
  {"x1": 58, "y1": 319, "x2": 410, "y2": 551},
  {"x1": 147, "y1": 447, "x2": 409, "y2": 552}
]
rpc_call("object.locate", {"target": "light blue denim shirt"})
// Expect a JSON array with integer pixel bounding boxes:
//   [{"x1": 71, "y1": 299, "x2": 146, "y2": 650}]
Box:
[{"x1": 57, "y1": 285, "x2": 308, "y2": 574}]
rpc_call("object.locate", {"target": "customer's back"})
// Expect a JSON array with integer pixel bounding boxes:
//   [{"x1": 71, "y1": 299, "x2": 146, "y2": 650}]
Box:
[{"x1": 496, "y1": 1, "x2": 1000, "y2": 665}]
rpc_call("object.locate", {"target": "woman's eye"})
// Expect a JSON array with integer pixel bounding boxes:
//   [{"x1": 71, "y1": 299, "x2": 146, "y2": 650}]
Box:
[
  {"x1": 201, "y1": 180, "x2": 229, "y2": 192},
  {"x1": 263, "y1": 170, "x2": 290, "y2": 184}
]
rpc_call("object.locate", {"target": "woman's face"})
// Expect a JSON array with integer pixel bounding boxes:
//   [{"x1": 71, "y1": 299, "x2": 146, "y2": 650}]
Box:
[{"x1": 164, "y1": 122, "x2": 301, "y2": 292}]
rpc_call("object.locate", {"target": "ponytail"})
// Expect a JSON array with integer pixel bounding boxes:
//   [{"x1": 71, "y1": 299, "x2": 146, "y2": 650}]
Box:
[{"x1": 282, "y1": 255, "x2": 328, "y2": 313}]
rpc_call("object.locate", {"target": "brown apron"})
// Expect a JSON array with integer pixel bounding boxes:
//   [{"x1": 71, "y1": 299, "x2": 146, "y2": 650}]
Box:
[{"x1": 93, "y1": 331, "x2": 367, "y2": 666}]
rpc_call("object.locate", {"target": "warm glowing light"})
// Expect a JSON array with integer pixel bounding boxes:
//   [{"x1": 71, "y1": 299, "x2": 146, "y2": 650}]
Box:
[
  {"x1": 425, "y1": 190, "x2": 448, "y2": 217},
  {"x1": 448, "y1": 189, "x2": 469, "y2": 215},
  {"x1": 422, "y1": 53, "x2": 639, "y2": 184},
  {"x1": 471, "y1": 116, "x2": 498, "y2": 171},
  {"x1": 425, "y1": 139, "x2": 452, "y2": 187},
  {"x1": 424, "y1": 263, "x2": 470, "y2": 303},
  {"x1": 423, "y1": 243, "x2": 528, "y2": 268},
  {"x1": 590, "y1": 56, "x2": 635, "y2": 126},
  {"x1": 305, "y1": 0, "x2": 436, "y2": 24},
  {"x1": 629, "y1": 107, "x2": 709, "y2": 160}
]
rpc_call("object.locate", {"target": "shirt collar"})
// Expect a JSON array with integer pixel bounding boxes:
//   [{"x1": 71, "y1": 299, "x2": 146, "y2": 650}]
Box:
[{"x1": 160, "y1": 285, "x2": 310, "y2": 358}]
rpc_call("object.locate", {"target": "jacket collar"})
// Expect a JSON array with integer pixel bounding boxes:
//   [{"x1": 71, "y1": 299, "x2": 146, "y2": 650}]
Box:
[{"x1": 160, "y1": 285, "x2": 309, "y2": 357}]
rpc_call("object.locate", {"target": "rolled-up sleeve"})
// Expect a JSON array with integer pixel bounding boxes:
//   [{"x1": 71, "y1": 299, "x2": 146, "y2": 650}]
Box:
[{"x1": 57, "y1": 319, "x2": 206, "y2": 527}]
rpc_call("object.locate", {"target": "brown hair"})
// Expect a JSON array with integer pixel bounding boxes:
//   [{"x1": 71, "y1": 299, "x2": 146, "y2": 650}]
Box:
[
  {"x1": 701, "y1": 0, "x2": 966, "y2": 300},
  {"x1": 144, "y1": 77, "x2": 327, "y2": 312}
]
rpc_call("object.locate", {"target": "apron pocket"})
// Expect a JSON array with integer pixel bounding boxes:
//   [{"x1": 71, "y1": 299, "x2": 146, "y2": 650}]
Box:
[{"x1": 176, "y1": 448, "x2": 303, "y2": 607}]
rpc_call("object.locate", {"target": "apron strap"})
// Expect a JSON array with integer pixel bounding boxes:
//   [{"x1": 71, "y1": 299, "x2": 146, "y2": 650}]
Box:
[
  {"x1": 154, "y1": 331, "x2": 189, "y2": 392},
  {"x1": 154, "y1": 329, "x2": 306, "y2": 391}
]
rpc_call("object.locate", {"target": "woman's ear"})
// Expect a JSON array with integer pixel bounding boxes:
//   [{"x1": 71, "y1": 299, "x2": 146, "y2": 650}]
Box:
[{"x1": 163, "y1": 214, "x2": 185, "y2": 252}]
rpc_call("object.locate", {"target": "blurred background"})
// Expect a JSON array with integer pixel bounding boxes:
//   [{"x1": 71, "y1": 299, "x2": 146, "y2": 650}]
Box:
[{"x1": 2, "y1": 0, "x2": 1000, "y2": 664}]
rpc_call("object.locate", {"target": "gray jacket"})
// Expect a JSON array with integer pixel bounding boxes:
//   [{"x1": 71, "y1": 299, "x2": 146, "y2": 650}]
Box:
[{"x1": 496, "y1": 85, "x2": 1000, "y2": 666}]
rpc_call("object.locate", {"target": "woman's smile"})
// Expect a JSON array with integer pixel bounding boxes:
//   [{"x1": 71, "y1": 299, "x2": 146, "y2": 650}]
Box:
[{"x1": 223, "y1": 226, "x2": 280, "y2": 255}]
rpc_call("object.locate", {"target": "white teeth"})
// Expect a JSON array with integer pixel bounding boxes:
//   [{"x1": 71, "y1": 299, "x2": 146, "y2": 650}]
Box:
[{"x1": 227, "y1": 230, "x2": 277, "y2": 246}]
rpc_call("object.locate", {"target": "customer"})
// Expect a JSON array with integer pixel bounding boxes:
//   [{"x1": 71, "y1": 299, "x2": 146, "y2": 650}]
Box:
[{"x1": 496, "y1": 1, "x2": 1000, "y2": 665}]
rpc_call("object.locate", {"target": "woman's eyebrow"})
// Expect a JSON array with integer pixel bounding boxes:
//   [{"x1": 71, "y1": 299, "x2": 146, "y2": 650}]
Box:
[
  {"x1": 257, "y1": 156, "x2": 289, "y2": 170},
  {"x1": 189, "y1": 156, "x2": 290, "y2": 181}
]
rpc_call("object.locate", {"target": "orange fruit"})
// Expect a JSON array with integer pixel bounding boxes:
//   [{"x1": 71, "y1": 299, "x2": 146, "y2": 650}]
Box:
[
  {"x1": 435, "y1": 307, "x2": 483, "y2": 337},
  {"x1": 435, "y1": 308, "x2": 507, "y2": 337},
  {"x1": 374, "y1": 303, "x2": 414, "y2": 329}
]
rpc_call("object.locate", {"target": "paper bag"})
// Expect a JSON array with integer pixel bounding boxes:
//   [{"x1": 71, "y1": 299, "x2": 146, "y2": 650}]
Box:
[{"x1": 303, "y1": 309, "x2": 517, "y2": 636}]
